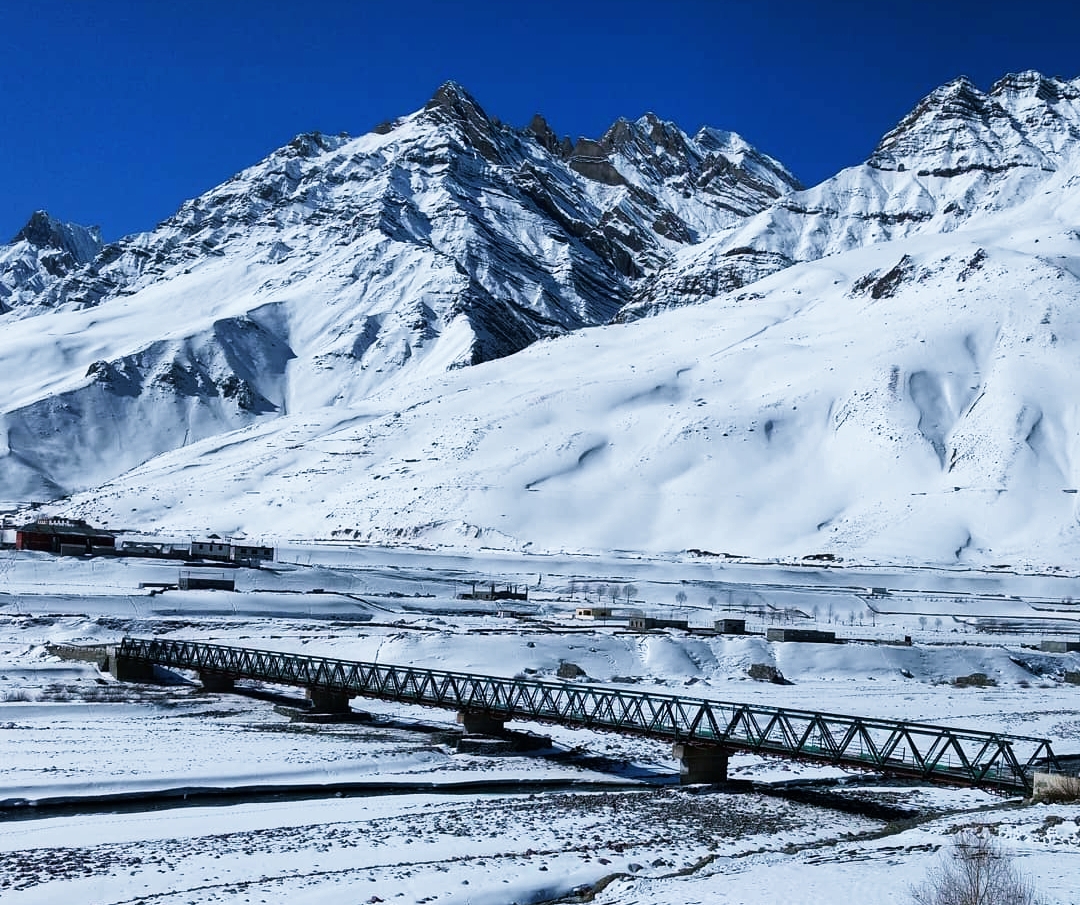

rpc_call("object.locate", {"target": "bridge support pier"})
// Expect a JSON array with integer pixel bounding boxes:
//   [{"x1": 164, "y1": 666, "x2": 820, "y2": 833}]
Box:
[
  {"x1": 200, "y1": 671, "x2": 235, "y2": 693},
  {"x1": 674, "y1": 743, "x2": 729, "y2": 784},
  {"x1": 107, "y1": 649, "x2": 158, "y2": 683},
  {"x1": 307, "y1": 687, "x2": 353, "y2": 714},
  {"x1": 457, "y1": 711, "x2": 506, "y2": 736}
]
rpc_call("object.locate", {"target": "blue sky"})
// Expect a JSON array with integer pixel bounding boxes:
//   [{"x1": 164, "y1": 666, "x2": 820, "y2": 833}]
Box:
[{"x1": 4, "y1": 0, "x2": 1079, "y2": 242}]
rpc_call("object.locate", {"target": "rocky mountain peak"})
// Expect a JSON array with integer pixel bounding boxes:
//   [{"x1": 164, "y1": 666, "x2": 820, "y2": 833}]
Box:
[
  {"x1": 422, "y1": 80, "x2": 506, "y2": 161},
  {"x1": 556, "y1": 113, "x2": 701, "y2": 188},
  {"x1": 988, "y1": 70, "x2": 1080, "y2": 158},
  {"x1": 530, "y1": 112, "x2": 711, "y2": 172},
  {"x1": 1, "y1": 211, "x2": 104, "y2": 314},
  {"x1": 601, "y1": 113, "x2": 693, "y2": 161},
  {"x1": 426, "y1": 80, "x2": 487, "y2": 116},
  {"x1": 12, "y1": 210, "x2": 102, "y2": 262},
  {"x1": 989, "y1": 70, "x2": 1079, "y2": 104},
  {"x1": 869, "y1": 74, "x2": 1046, "y2": 175},
  {"x1": 566, "y1": 112, "x2": 799, "y2": 207},
  {"x1": 868, "y1": 71, "x2": 1080, "y2": 176},
  {"x1": 870, "y1": 76, "x2": 992, "y2": 163},
  {"x1": 525, "y1": 113, "x2": 573, "y2": 156},
  {"x1": 693, "y1": 126, "x2": 741, "y2": 154}
]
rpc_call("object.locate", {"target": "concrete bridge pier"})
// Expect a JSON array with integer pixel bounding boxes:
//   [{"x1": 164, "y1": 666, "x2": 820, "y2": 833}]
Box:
[
  {"x1": 307, "y1": 687, "x2": 353, "y2": 714},
  {"x1": 457, "y1": 711, "x2": 506, "y2": 736},
  {"x1": 200, "y1": 671, "x2": 236, "y2": 693},
  {"x1": 107, "y1": 648, "x2": 158, "y2": 683},
  {"x1": 674, "y1": 743, "x2": 729, "y2": 784}
]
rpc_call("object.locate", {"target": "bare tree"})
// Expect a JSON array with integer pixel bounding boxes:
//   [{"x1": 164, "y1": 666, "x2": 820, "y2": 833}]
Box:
[
  {"x1": 919, "y1": 616, "x2": 928, "y2": 631},
  {"x1": 911, "y1": 827, "x2": 1040, "y2": 905},
  {"x1": 625, "y1": 584, "x2": 638, "y2": 604},
  {"x1": 675, "y1": 590, "x2": 688, "y2": 606}
]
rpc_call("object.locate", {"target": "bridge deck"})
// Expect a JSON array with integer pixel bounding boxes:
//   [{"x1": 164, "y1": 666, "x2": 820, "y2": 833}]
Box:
[{"x1": 117, "y1": 637, "x2": 1059, "y2": 793}]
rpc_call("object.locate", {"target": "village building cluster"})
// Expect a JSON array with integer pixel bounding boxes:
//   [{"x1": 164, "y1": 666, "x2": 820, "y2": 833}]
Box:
[
  {"x1": 2, "y1": 517, "x2": 274, "y2": 565},
  {"x1": 573, "y1": 604, "x2": 748, "y2": 636}
]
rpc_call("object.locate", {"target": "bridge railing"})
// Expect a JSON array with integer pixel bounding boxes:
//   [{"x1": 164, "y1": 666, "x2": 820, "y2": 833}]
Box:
[{"x1": 117, "y1": 637, "x2": 1058, "y2": 792}]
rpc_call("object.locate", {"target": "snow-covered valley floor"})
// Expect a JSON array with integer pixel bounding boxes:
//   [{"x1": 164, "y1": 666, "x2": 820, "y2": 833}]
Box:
[{"x1": 2, "y1": 547, "x2": 1080, "y2": 903}]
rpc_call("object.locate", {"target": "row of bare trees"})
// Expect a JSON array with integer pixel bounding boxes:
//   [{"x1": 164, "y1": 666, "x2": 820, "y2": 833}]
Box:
[{"x1": 569, "y1": 581, "x2": 638, "y2": 605}]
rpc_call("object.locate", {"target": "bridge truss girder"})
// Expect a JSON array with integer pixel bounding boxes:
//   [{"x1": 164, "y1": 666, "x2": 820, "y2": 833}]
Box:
[{"x1": 116, "y1": 637, "x2": 1058, "y2": 793}]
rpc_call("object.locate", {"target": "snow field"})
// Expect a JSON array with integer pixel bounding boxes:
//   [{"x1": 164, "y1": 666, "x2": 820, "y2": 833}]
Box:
[{"x1": 3, "y1": 550, "x2": 1080, "y2": 901}]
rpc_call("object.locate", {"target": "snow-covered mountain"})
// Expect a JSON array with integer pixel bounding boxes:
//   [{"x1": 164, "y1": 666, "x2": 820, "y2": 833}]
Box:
[
  {"x1": 3, "y1": 72, "x2": 1080, "y2": 567},
  {"x1": 0, "y1": 83, "x2": 797, "y2": 499},
  {"x1": 624, "y1": 70, "x2": 1080, "y2": 318}
]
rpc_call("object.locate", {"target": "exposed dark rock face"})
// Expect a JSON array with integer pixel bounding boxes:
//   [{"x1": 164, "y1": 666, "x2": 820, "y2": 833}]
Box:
[
  {"x1": 14, "y1": 210, "x2": 103, "y2": 260},
  {"x1": 850, "y1": 254, "x2": 915, "y2": 300}
]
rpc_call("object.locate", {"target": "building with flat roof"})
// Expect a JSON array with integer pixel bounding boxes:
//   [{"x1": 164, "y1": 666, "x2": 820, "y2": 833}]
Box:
[
  {"x1": 15, "y1": 518, "x2": 115, "y2": 556},
  {"x1": 575, "y1": 605, "x2": 614, "y2": 619},
  {"x1": 629, "y1": 614, "x2": 689, "y2": 631},
  {"x1": 766, "y1": 628, "x2": 838, "y2": 643}
]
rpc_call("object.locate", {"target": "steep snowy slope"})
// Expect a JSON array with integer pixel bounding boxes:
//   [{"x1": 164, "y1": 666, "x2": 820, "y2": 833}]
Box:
[
  {"x1": 0, "y1": 84, "x2": 795, "y2": 499},
  {"x1": 626, "y1": 71, "x2": 1080, "y2": 317},
  {"x1": 0, "y1": 211, "x2": 102, "y2": 314},
  {"x1": 55, "y1": 201, "x2": 1080, "y2": 566}
]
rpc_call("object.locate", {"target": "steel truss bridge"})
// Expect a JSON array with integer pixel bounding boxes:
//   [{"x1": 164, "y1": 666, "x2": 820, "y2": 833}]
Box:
[{"x1": 117, "y1": 637, "x2": 1060, "y2": 793}]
